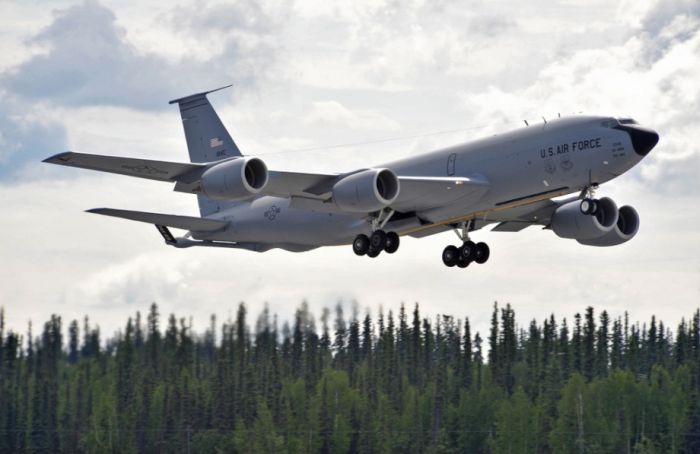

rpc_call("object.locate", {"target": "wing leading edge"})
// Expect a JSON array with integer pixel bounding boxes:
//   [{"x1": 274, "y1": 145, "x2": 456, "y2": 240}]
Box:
[{"x1": 44, "y1": 152, "x2": 204, "y2": 183}]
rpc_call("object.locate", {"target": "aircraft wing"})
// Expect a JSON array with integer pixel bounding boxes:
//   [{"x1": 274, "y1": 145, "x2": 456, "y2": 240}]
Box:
[
  {"x1": 487, "y1": 197, "x2": 571, "y2": 231},
  {"x1": 45, "y1": 151, "x2": 491, "y2": 213},
  {"x1": 271, "y1": 171, "x2": 491, "y2": 212},
  {"x1": 44, "y1": 152, "x2": 204, "y2": 182},
  {"x1": 398, "y1": 193, "x2": 574, "y2": 238}
]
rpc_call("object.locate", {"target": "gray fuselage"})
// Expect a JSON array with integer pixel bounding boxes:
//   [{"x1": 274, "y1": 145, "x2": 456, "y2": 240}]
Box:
[{"x1": 198, "y1": 115, "x2": 647, "y2": 251}]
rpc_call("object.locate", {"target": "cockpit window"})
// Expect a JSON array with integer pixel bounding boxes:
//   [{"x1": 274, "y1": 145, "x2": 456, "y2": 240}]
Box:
[
  {"x1": 602, "y1": 117, "x2": 639, "y2": 128},
  {"x1": 618, "y1": 118, "x2": 638, "y2": 125}
]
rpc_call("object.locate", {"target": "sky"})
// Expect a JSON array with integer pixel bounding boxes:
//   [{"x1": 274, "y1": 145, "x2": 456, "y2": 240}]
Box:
[{"x1": 0, "y1": 0, "x2": 699, "y2": 341}]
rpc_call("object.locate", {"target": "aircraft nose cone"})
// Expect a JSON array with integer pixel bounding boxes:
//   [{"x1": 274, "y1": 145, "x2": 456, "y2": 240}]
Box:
[{"x1": 615, "y1": 124, "x2": 659, "y2": 156}]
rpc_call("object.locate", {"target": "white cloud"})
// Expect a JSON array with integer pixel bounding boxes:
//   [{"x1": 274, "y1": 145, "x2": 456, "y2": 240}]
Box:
[
  {"x1": 1, "y1": 0, "x2": 699, "y2": 340},
  {"x1": 2, "y1": 0, "x2": 281, "y2": 110},
  {"x1": 0, "y1": 94, "x2": 67, "y2": 171},
  {"x1": 304, "y1": 100, "x2": 400, "y2": 131}
]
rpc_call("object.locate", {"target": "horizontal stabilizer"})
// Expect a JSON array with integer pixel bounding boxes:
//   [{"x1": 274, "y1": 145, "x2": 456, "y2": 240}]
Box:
[
  {"x1": 87, "y1": 208, "x2": 228, "y2": 232},
  {"x1": 44, "y1": 152, "x2": 204, "y2": 182}
]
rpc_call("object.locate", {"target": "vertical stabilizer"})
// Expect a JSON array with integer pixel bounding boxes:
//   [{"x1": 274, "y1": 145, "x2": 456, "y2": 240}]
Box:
[
  {"x1": 169, "y1": 85, "x2": 242, "y2": 163},
  {"x1": 169, "y1": 85, "x2": 243, "y2": 216}
]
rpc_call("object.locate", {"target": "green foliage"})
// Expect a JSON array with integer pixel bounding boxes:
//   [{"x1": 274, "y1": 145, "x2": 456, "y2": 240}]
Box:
[
  {"x1": 493, "y1": 386, "x2": 539, "y2": 453},
  {"x1": 0, "y1": 304, "x2": 698, "y2": 453}
]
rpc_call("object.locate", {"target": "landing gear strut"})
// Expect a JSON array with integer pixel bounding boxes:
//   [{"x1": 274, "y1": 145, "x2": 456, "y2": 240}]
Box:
[
  {"x1": 352, "y1": 208, "x2": 401, "y2": 258},
  {"x1": 442, "y1": 220, "x2": 490, "y2": 269}
]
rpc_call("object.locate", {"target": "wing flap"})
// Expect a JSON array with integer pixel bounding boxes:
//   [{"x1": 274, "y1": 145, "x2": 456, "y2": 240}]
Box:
[
  {"x1": 491, "y1": 221, "x2": 532, "y2": 232},
  {"x1": 44, "y1": 152, "x2": 204, "y2": 182},
  {"x1": 87, "y1": 208, "x2": 228, "y2": 232},
  {"x1": 264, "y1": 170, "x2": 339, "y2": 198},
  {"x1": 393, "y1": 175, "x2": 490, "y2": 212}
]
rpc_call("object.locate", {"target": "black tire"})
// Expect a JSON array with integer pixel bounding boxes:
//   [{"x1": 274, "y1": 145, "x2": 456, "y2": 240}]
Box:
[
  {"x1": 442, "y1": 245, "x2": 459, "y2": 267},
  {"x1": 457, "y1": 257, "x2": 470, "y2": 268},
  {"x1": 370, "y1": 230, "x2": 387, "y2": 250},
  {"x1": 367, "y1": 246, "x2": 381, "y2": 258},
  {"x1": 459, "y1": 240, "x2": 476, "y2": 261},
  {"x1": 474, "y1": 242, "x2": 490, "y2": 264},
  {"x1": 352, "y1": 234, "x2": 370, "y2": 256},
  {"x1": 384, "y1": 232, "x2": 400, "y2": 253},
  {"x1": 580, "y1": 198, "x2": 597, "y2": 215}
]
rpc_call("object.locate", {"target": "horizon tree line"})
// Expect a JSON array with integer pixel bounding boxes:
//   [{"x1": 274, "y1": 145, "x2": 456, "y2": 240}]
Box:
[{"x1": 0, "y1": 302, "x2": 698, "y2": 453}]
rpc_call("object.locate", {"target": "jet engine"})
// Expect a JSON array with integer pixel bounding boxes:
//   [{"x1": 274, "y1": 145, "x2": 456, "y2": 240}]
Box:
[
  {"x1": 333, "y1": 168, "x2": 400, "y2": 212},
  {"x1": 550, "y1": 197, "x2": 618, "y2": 240},
  {"x1": 200, "y1": 157, "x2": 268, "y2": 201},
  {"x1": 577, "y1": 205, "x2": 639, "y2": 247}
]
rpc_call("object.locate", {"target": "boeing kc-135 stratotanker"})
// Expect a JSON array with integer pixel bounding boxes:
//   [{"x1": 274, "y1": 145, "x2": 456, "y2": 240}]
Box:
[{"x1": 44, "y1": 86, "x2": 659, "y2": 268}]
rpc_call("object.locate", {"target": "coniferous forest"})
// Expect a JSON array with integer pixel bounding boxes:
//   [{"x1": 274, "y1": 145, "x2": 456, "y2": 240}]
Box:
[{"x1": 0, "y1": 302, "x2": 699, "y2": 453}]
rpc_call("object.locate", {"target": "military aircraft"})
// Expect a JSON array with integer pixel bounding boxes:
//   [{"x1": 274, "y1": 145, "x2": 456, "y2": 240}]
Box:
[{"x1": 44, "y1": 86, "x2": 659, "y2": 268}]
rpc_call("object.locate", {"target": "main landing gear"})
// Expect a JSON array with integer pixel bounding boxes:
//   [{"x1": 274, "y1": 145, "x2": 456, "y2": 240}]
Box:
[
  {"x1": 442, "y1": 221, "x2": 490, "y2": 269},
  {"x1": 352, "y1": 208, "x2": 400, "y2": 258},
  {"x1": 353, "y1": 230, "x2": 400, "y2": 257}
]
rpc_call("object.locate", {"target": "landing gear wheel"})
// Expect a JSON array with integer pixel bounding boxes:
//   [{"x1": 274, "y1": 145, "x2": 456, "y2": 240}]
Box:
[
  {"x1": 459, "y1": 241, "x2": 476, "y2": 261},
  {"x1": 457, "y1": 257, "x2": 470, "y2": 268},
  {"x1": 367, "y1": 247, "x2": 381, "y2": 258},
  {"x1": 442, "y1": 245, "x2": 459, "y2": 267},
  {"x1": 352, "y1": 234, "x2": 370, "y2": 256},
  {"x1": 580, "y1": 198, "x2": 598, "y2": 215},
  {"x1": 384, "y1": 232, "x2": 400, "y2": 253},
  {"x1": 474, "y1": 242, "x2": 490, "y2": 264},
  {"x1": 370, "y1": 230, "x2": 387, "y2": 250}
]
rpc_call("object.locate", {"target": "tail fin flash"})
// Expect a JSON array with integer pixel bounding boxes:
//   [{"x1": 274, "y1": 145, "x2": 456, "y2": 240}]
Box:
[{"x1": 169, "y1": 85, "x2": 242, "y2": 163}]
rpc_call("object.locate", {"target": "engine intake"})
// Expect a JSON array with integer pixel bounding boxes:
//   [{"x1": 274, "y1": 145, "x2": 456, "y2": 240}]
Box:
[
  {"x1": 578, "y1": 205, "x2": 640, "y2": 247},
  {"x1": 333, "y1": 168, "x2": 400, "y2": 212},
  {"x1": 201, "y1": 157, "x2": 268, "y2": 201},
  {"x1": 551, "y1": 197, "x2": 618, "y2": 240}
]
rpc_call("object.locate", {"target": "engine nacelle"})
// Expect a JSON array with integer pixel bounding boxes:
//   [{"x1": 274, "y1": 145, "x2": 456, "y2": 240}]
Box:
[
  {"x1": 332, "y1": 168, "x2": 400, "y2": 212},
  {"x1": 551, "y1": 197, "x2": 618, "y2": 240},
  {"x1": 578, "y1": 205, "x2": 640, "y2": 247},
  {"x1": 200, "y1": 157, "x2": 268, "y2": 201}
]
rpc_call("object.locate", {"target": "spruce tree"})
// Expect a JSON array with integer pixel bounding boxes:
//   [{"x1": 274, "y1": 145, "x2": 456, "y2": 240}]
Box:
[
  {"x1": 611, "y1": 317, "x2": 623, "y2": 370},
  {"x1": 582, "y1": 307, "x2": 595, "y2": 381},
  {"x1": 595, "y1": 310, "x2": 610, "y2": 377},
  {"x1": 572, "y1": 313, "x2": 582, "y2": 374},
  {"x1": 462, "y1": 318, "x2": 472, "y2": 390}
]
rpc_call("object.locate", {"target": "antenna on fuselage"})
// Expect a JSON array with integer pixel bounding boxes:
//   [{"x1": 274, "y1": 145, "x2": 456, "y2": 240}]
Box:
[
  {"x1": 523, "y1": 120, "x2": 529, "y2": 126},
  {"x1": 542, "y1": 116, "x2": 547, "y2": 124}
]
